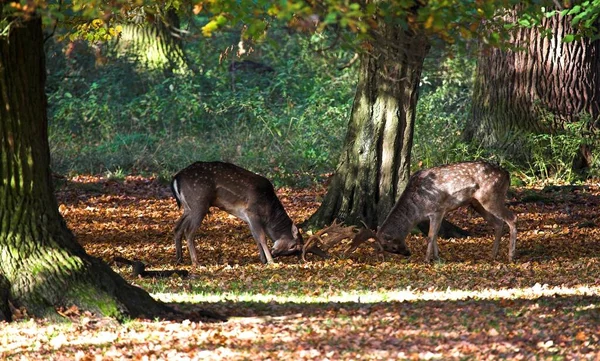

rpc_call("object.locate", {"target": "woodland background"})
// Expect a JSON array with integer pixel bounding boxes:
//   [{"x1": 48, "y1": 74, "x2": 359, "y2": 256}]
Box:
[
  {"x1": 1, "y1": 8, "x2": 600, "y2": 360},
  {"x1": 46, "y1": 20, "x2": 598, "y2": 187}
]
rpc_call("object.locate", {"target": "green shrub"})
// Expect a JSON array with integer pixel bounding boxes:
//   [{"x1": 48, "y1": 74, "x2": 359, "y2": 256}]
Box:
[
  {"x1": 413, "y1": 49, "x2": 482, "y2": 169},
  {"x1": 521, "y1": 117, "x2": 599, "y2": 184},
  {"x1": 48, "y1": 31, "x2": 596, "y2": 187},
  {"x1": 47, "y1": 29, "x2": 355, "y2": 186}
]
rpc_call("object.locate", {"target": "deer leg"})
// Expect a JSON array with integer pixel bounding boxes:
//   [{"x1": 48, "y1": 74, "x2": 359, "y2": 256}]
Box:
[
  {"x1": 426, "y1": 214, "x2": 444, "y2": 262},
  {"x1": 492, "y1": 224, "x2": 504, "y2": 260},
  {"x1": 248, "y1": 219, "x2": 274, "y2": 264},
  {"x1": 488, "y1": 202, "x2": 518, "y2": 261},
  {"x1": 499, "y1": 208, "x2": 517, "y2": 262},
  {"x1": 471, "y1": 202, "x2": 504, "y2": 259},
  {"x1": 475, "y1": 201, "x2": 517, "y2": 261},
  {"x1": 182, "y1": 206, "x2": 209, "y2": 266},
  {"x1": 173, "y1": 215, "x2": 189, "y2": 264}
]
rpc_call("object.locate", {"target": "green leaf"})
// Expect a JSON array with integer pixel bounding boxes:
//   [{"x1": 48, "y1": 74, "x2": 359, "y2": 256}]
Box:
[
  {"x1": 324, "y1": 12, "x2": 338, "y2": 24},
  {"x1": 518, "y1": 18, "x2": 531, "y2": 27},
  {"x1": 563, "y1": 34, "x2": 575, "y2": 43},
  {"x1": 489, "y1": 32, "x2": 500, "y2": 45},
  {"x1": 567, "y1": 5, "x2": 582, "y2": 15}
]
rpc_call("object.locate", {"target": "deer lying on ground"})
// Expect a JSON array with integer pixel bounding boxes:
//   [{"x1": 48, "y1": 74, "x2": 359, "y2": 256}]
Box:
[
  {"x1": 171, "y1": 161, "x2": 326, "y2": 265},
  {"x1": 353, "y1": 161, "x2": 517, "y2": 262}
]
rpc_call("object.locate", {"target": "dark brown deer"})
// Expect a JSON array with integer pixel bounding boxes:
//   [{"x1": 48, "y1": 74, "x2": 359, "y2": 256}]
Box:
[
  {"x1": 355, "y1": 161, "x2": 517, "y2": 262},
  {"x1": 171, "y1": 161, "x2": 324, "y2": 265}
]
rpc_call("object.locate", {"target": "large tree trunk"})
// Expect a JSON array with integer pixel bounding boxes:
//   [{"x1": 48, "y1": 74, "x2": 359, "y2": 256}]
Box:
[
  {"x1": 0, "y1": 16, "x2": 169, "y2": 321},
  {"x1": 466, "y1": 11, "x2": 600, "y2": 169},
  {"x1": 307, "y1": 25, "x2": 430, "y2": 229},
  {"x1": 113, "y1": 9, "x2": 192, "y2": 75}
]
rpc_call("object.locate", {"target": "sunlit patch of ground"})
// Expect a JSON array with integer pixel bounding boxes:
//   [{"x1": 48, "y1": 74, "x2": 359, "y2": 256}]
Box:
[{"x1": 1, "y1": 176, "x2": 598, "y2": 360}]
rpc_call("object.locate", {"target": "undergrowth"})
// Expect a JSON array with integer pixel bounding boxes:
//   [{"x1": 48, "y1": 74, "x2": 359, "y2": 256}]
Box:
[
  {"x1": 45, "y1": 28, "x2": 598, "y2": 187},
  {"x1": 46, "y1": 29, "x2": 354, "y2": 187}
]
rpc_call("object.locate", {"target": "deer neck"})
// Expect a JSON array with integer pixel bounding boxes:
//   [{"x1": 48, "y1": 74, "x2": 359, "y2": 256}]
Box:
[
  {"x1": 264, "y1": 198, "x2": 293, "y2": 240},
  {"x1": 379, "y1": 193, "x2": 421, "y2": 239}
]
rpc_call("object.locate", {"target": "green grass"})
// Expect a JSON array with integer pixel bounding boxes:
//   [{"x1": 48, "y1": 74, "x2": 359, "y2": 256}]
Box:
[
  {"x1": 46, "y1": 30, "x2": 599, "y2": 186},
  {"x1": 46, "y1": 30, "x2": 355, "y2": 187}
]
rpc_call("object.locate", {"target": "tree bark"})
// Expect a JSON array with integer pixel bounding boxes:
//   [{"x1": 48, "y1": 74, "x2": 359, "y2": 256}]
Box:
[
  {"x1": 113, "y1": 10, "x2": 192, "y2": 75},
  {"x1": 466, "y1": 11, "x2": 600, "y2": 168},
  {"x1": 0, "y1": 16, "x2": 169, "y2": 321},
  {"x1": 307, "y1": 24, "x2": 430, "y2": 229}
]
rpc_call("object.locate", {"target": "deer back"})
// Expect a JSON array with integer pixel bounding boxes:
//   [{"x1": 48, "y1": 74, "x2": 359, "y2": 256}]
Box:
[
  {"x1": 172, "y1": 161, "x2": 302, "y2": 256},
  {"x1": 376, "y1": 161, "x2": 510, "y2": 255},
  {"x1": 401, "y1": 161, "x2": 509, "y2": 217}
]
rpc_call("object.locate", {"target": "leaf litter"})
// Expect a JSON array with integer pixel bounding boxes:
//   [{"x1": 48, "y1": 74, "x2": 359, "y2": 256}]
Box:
[{"x1": 1, "y1": 175, "x2": 599, "y2": 360}]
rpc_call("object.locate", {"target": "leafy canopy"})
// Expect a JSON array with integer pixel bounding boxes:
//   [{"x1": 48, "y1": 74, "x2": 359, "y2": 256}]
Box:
[{"x1": 3, "y1": 1, "x2": 597, "y2": 44}]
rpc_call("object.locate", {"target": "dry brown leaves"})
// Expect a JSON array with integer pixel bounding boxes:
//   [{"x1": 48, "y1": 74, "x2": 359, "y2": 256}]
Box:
[{"x1": 1, "y1": 175, "x2": 599, "y2": 360}]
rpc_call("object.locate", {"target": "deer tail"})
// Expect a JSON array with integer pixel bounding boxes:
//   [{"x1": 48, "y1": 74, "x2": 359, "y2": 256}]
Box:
[{"x1": 171, "y1": 176, "x2": 182, "y2": 209}]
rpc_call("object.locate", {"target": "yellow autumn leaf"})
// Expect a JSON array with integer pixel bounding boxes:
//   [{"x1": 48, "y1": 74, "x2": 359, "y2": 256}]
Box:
[
  {"x1": 424, "y1": 15, "x2": 434, "y2": 29},
  {"x1": 459, "y1": 27, "x2": 472, "y2": 39},
  {"x1": 202, "y1": 20, "x2": 218, "y2": 37},
  {"x1": 91, "y1": 18, "x2": 103, "y2": 28},
  {"x1": 193, "y1": 4, "x2": 203, "y2": 15}
]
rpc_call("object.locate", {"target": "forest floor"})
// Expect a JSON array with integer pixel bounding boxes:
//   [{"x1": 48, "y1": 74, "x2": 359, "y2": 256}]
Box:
[{"x1": 1, "y1": 175, "x2": 600, "y2": 360}]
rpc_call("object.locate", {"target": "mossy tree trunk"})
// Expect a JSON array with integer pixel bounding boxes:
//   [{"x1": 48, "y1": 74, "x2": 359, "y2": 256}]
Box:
[
  {"x1": 307, "y1": 24, "x2": 430, "y2": 229},
  {"x1": 466, "y1": 11, "x2": 600, "y2": 169},
  {"x1": 114, "y1": 9, "x2": 192, "y2": 75},
  {"x1": 0, "y1": 16, "x2": 168, "y2": 322}
]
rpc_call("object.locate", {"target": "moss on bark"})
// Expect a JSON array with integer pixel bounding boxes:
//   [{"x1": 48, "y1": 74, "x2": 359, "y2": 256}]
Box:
[
  {"x1": 0, "y1": 16, "x2": 169, "y2": 322},
  {"x1": 307, "y1": 24, "x2": 430, "y2": 229}
]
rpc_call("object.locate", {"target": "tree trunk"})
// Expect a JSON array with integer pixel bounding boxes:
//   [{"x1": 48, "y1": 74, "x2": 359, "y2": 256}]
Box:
[
  {"x1": 466, "y1": 11, "x2": 600, "y2": 168},
  {"x1": 307, "y1": 25, "x2": 430, "y2": 229},
  {"x1": 113, "y1": 10, "x2": 192, "y2": 75},
  {"x1": 0, "y1": 16, "x2": 169, "y2": 321}
]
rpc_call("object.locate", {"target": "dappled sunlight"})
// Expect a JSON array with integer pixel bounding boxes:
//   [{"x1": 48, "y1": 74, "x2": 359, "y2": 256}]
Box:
[
  {"x1": 3, "y1": 288, "x2": 598, "y2": 359},
  {"x1": 154, "y1": 283, "x2": 600, "y2": 305},
  {"x1": 3, "y1": 175, "x2": 592, "y2": 359}
]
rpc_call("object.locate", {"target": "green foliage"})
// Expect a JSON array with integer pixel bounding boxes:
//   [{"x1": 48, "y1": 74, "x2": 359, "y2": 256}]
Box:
[
  {"x1": 47, "y1": 29, "x2": 355, "y2": 186},
  {"x1": 521, "y1": 117, "x2": 599, "y2": 184},
  {"x1": 49, "y1": 33, "x2": 597, "y2": 187},
  {"x1": 558, "y1": 0, "x2": 600, "y2": 40},
  {"x1": 194, "y1": 0, "x2": 596, "y2": 51},
  {"x1": 413, "y1": 47, "x2": 487, "y2": 168},
  {"x1": 413, "y1": 45, "x2": 599, "y2": 185},
  {"x1": 46, "y1": 5, "x2": 600, "y2": 188},
  {"x1": 71, "y1": 20, "x2": 122, "y2": 42}
]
